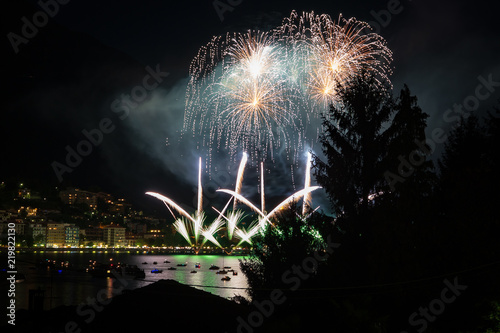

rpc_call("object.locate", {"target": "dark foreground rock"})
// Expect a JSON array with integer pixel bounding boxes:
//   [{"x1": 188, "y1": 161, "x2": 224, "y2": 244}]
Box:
[{"x1": 3, "y1": 279, "x2": 247, "y2": 333}]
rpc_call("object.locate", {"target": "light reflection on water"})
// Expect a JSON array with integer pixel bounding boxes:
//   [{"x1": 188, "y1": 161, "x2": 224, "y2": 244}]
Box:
[{"x1": 15, "y1": 252, "x2": 250, "y2": 310}]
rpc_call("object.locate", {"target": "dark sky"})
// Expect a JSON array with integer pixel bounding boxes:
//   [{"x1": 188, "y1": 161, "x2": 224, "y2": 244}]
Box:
[{"x1": 1, "y1": 0, "x2": 499, "y2": 213}]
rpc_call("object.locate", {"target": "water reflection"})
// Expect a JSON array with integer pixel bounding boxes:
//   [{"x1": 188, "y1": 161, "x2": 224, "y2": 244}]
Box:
[{"x1": 15, "y1": 253, "x2": 250, "y2": 310}]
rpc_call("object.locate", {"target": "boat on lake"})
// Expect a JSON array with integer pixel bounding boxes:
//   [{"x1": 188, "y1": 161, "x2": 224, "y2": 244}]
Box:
[
  {"x1": 122, "y1": 265, "x2": 145, "y2": 279},
  {"x1": 151, "y1": 269, "x2": 163, "y2": 273}
]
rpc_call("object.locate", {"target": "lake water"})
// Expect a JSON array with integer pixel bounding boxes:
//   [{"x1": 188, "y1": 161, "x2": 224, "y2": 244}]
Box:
[{"x1": 14, "y1": 251, "x2": 251, "y2": 310}]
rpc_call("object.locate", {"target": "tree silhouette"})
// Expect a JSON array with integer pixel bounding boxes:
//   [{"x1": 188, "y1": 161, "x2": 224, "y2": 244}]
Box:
[
  {"x1": 312, "y1": 72, "x2": 394, "y2": 220},
  {"x1": 239, "y1": 204, "x2": 331, "y2": 300}
]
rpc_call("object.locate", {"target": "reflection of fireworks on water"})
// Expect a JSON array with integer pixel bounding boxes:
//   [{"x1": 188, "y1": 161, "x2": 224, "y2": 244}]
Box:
[
  {"x1": 146, "y1": 152, "x2": 321, "y2": 249},
  {"x1": 184, "y1": 10, "x2": 392, "y2": 166}
]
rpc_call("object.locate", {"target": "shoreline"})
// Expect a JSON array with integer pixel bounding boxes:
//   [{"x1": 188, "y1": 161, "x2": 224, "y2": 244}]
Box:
[
  {"x1": 4, "y1": 252, "x2": 251, "y2": 315},
  {"x1": 0, "y1": 247, "x2": 251, "y2": 255}
]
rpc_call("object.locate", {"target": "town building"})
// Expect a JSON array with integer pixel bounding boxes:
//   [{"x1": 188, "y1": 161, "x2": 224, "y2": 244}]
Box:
[
  {"x1": 46, "y1": 223, "x2": 80, "y2": 247},
  {"x1": 59, "y1": 188, "x2": 98, "y2": 210},
  {"x1": 65, "y1": 225, "x2": 80, "y2": 247},
  {"x1": 103, "y1": 225, "x2": 126, "y2": 247}
]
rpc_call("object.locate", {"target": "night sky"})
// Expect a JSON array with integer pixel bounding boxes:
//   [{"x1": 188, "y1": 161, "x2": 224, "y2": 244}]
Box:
[{"x1": 2, "y1": 0, "x2": 499, "y2": 212}]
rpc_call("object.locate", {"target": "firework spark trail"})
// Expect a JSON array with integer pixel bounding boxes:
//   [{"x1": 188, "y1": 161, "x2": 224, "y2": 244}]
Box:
[
  {"x1": 212, "y1": 207, "x2": 246, "y2": 241},
  {"x1": 227, "y1": 210, "x2": 246, "y2": 241},
  {"x1": 145, "y1": 192, "x2": 195, "y2": 223},
  {"x1": 193, "y1": 212, "x2": 205, "y2": 245},
  {"x1": 260, "y1": 161, "x2": 265, "y2": 213},
  {"x1": 235, "y1": 221, "x2": 262, "y2": 246},
  {"x1": 257, "y1": 216, "x2": 267, "y2": 230},
  {"x1": 265, "y1": 186, "x2": 321, "y2": 220},
  {"x1": 213, "y1": 197, "x2": 233, "y2": 225},
  {"x1": 216, "y1": 152, "x2": 320, "y2": 243},
  {"x1": 197, "y1": 157, "x2": 203, "y2": 216},
  {"x1": 173, "y1": 218, "x2": 193, "y2": 246},
  {"x1": 216, "y1": 189, "x2": 271, "y2": 223},
  {"x1": 302, "y1": 151, "x2": 312, "y2": 215},
  {"x1": 217, "y1": 186, "x2": 321, "y2": 226},
  {"x1": 215, "y1": 185, "x2": 321, "y2": 246},
  {"x1": 147, "y1": 152, "x2": 321, "y2": 248},
  {"x1": 233, "y1": 152, "x2": 248, "y2": 210},
  {"x1": 201, "y1": 218, "x2": 225, "y2": 248},
  {"x1": 212, "y1": 207, "x2": 263, "y2": 246},
  {"x1": 146, "y1": 158, "x2": 225, "y2": 250}
]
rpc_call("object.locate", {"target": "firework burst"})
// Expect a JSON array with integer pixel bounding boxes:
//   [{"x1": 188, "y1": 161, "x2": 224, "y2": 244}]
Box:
[
  {"x1": 277, "y1": 11, "x2": 393, "y2": 106},
  {"x1": 184, "y1": 10, "x2": 392, "y2": 168}
]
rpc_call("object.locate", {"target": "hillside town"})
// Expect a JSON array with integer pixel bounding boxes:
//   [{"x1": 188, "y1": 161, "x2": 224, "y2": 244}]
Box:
[{"x1": 0, "y1": 182, "x2": 171, "y2": 248}]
